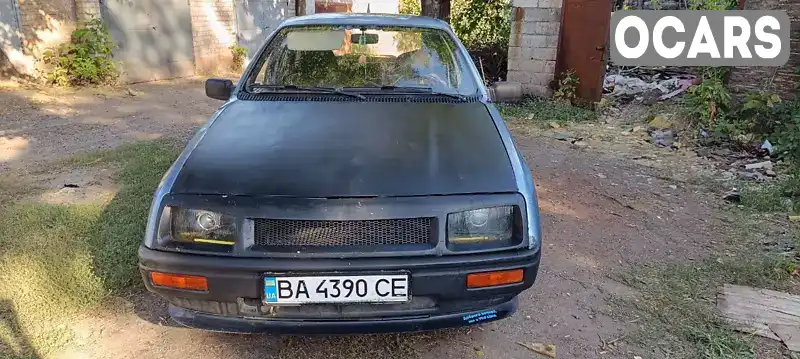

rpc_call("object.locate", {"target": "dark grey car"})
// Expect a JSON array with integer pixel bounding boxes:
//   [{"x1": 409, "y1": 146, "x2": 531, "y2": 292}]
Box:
[{"x1": 138, "y1": 13, "x2": 542, "y2": 334}]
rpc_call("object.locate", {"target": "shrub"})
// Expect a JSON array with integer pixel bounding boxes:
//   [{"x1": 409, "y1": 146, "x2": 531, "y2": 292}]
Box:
[
  {"x1": 451, "y1": 0, "x2": 511, "y2": 82},
  {"x1": 42, "y1": 18, "x2": 118, "y2": 86},
  {"x1": 399, "y1": 0, "x2": 421, "y2": 15},
  {"x1": 553, "y1": 70, "x2": 579, "y2": 105},
  {"x1": 771, "y1": 100, "x2": 800, "y2": 163},
  {"x1": 400, "y1": 0, "x2": 512, "y2": 82},
  {"x1": 230, "y1": 45, "x2": 248, "y2": 72},
  {"x1": 684, "y1": 77, "x2": 732, "y2": 130}
]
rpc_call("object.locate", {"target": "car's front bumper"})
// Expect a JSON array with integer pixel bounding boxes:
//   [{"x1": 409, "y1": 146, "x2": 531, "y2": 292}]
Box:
[
  {"x1": 138, "y1": 246, "x2": 540, "y2": 334},
  {"x1": 168, "y1": 296, "x2": 519, "y2": 334}
]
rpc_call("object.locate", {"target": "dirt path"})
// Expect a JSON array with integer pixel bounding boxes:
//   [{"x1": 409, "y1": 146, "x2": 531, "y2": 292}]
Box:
[{"x1": 1, "y1": 80, "x2": 727, "y2": 359}]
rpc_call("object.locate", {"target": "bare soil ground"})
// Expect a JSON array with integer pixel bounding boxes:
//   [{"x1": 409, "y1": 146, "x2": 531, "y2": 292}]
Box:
[{"x1": 0, "y1": 79, "x2": 744, "y2": 359}]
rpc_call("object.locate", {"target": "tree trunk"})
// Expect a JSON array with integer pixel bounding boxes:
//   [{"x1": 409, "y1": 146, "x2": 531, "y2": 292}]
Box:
[{"x1": 421, "y1": 0, "x2": 450, "y2": 22}]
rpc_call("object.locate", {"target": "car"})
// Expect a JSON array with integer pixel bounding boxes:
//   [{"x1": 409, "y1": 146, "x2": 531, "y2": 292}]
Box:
[{"x1": 138, "y1": 13, "x2": 542, "y2": 334}]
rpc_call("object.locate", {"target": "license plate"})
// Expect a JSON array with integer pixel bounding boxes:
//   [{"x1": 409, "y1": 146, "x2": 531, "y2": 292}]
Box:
[{"x1": 263, "y1": 274, "x2": 409, "y2": 304}]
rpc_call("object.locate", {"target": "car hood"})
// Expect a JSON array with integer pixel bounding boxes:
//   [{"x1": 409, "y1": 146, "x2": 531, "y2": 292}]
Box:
[{"x1": 171, "y1": 100, "x2": 517, "y2": 197}]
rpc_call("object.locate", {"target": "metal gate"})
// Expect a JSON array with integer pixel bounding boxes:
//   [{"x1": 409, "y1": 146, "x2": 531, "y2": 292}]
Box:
[
  {"x1": 100, "y1": 0, "x2": 195, "y2": 83},
  {"x1": 235, "y1": 0, "x2": 290, "y2": 58},
  {"x1": 555, "y1": 0, "x2": 611, "y2": 103}
]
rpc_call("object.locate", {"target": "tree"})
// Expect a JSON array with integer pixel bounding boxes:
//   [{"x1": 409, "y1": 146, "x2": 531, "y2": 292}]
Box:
[{"x1": 421, "y1": 0, "x2": 451, "y2": 22}]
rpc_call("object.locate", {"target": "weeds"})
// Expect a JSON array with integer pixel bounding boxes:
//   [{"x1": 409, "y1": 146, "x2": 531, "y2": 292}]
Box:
[
  {"x1": 42, "y1": 18, "x2": 118, "y2": 86},
  {"x1": 230, "y1": 45, "x2": 248, "y2": 72},
  {"x1": 614, "y1": 211, "x2": 797, "y2": 358},
  {"x1": 553, "y1": 70, "x2": 579, "y2": 105},
  {"x1": 0, "y1": 140, "x2": 180, "y2": 357},
  {"x1": 497, "y1": 97, "x2": 596, "y2": 124}
]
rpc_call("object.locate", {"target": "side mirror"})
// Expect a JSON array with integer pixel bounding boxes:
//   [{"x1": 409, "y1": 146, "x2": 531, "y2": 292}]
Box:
[
  {"x1": 205, "y1": 78, "x2": 234, "y2": 100},
  {"x1": 488, "y1": 81, "x2": 523, "y2": 103}
]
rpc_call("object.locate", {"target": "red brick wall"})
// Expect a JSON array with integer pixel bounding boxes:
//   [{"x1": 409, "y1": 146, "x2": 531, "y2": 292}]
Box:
[{"x1": 728, "y1": 0, "x2": 799, "y2": 99}]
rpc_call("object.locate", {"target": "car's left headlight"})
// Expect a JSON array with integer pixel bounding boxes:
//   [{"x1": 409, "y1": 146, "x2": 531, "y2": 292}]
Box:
[
  {"x1": 447, "y1": 206, "x2": 519, "y2": 249},
  {"x1": 157, "y1": 206, "x2": 237, "y2": 250}
]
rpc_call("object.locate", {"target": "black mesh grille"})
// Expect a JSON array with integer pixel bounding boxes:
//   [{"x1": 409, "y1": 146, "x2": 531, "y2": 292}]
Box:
[{"x1": 252, "y1": 218, "x2": 434, "y2": 248}]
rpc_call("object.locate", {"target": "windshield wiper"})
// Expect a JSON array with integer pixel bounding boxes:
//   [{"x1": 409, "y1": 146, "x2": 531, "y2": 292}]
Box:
[
  {"x1": 345, "y1": 86, "x2": 467, "y2": 101},
  {"x1": 249, "y1": 84, "x2": 366, "y2": 100}
]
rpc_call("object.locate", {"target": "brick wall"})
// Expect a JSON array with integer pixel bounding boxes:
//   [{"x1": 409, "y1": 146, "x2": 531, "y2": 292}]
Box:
[
  {"x1": 74, "y1": 0, "x2": 99, "y2": 20},
  {"x1": 190, "y1": 0, "x2": 238, "y2": 74},
  {"x1": 16, "y1": 0, "x2": 76, "y2": 57},
  {"x1": 506, "y1": 0, "x2": 563, "y2": 97},
  {"x1": 728, "y1": 0, "x2": 799, "y2": 99}
]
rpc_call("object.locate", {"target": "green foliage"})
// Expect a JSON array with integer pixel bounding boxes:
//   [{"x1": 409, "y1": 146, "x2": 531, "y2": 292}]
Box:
[
  {"x1": 796, "y1": 66, "x2": 800, "y2": 93},
  {"x1": 399, "y1": 0, "x2": 512, "y2": 82},
  {"x1": 498, "y1": 97, "x2": 596, "y2": 124},
  {"x1": 553, "y1": 70, "x2": 579, "y2": 105},
  {"x1": 734, "y1": 91, "x2": 782, "y2": 134},
  {"x1": 0, "y1": 140, "x2": 179, "y2": 356},
  {"x1": 399, "y1": 0, "x2": 421, "y2": 15},
  {"x1": 230, "y1": 45, "x2": 248, "y2": 71},
  {"x1": 42, "y1": 18, "x2": 118, "y2": 86},
  {"x1": 613, "y1": 209, "x2": 799, "y2": 358},
  {"x1": 684, "y1": 77, "x2": 731, "y2": 129},
  {"x1": 688, "y1": 0, "x2": 737, "y2": 10},
  {"x1": 771, "y1": 100, "x2": 800, "y2": 163},
  {"x1": 450, "y1": 0, "x2": 511, "y2": 49}
]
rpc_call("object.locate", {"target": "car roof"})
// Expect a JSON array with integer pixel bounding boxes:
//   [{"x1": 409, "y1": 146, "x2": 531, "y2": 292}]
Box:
[{"x1": 279, "y1": 13, "x2": 452, "y2": 31}]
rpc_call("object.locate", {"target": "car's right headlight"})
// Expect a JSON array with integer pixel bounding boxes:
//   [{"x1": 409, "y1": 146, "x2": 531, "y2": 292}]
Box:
[
  {"x1": 156, "y1": 206, "x2": 237, "y2": 251},
  {"x1": 447, "y1": 206, "x2": 519, "y2": 249}
]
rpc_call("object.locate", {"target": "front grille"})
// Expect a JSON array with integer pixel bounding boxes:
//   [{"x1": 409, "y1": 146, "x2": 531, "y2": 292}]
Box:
[{"x1": 252, "y1": 217, "x2": 434, "y2": 249}]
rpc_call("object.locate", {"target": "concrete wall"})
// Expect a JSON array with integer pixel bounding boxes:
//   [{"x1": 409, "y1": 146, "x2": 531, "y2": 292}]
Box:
[
  {"x1": 6, "y1": 0, "x2": 304, "y2": 79},
  {"x1": 728, "y1": 0, "x2": 799, "y2": 98},
  {"x1": 506, "y1": 0, "x2": 562, "y2": 97}
]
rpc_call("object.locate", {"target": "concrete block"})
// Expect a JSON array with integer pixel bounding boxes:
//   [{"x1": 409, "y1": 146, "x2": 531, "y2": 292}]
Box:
[
  {"x1": 546, "y1": 35, "x2": 560, "y2": 47},
  {"x1": 521, "y1": 34, "x2": 547, "y2": 48},
  {"x1": 507, "y1": 70, "x2": 532, "y2": 84},
  {"x1": 535, "y1": 22, "x2": 560, "y2": 35},
  {"x1": 544, "y1": 60, "x2": 557, "y2": 74},
  {"x1": 523, "y1": 84, "x2": 552, "y2": 97},
  {"x1": 530, "y1": 47, "x2": 557, "y2": 60},
  {"x1": 538, "y1": 0, "x2": 563, "y2": 8},
  {"x1": 531, "y1": 72, "x2": 554, "y2": 86},
  {"x1": 518, "y1": 59, "x2": 546, "y2": 72},
  {"x1": 512, "y1": 0, "x2": 538, "y2": 7},
  {"x1": 524, "y1": 8, "x2": 560, "y2": 22},
  {"x1": 507, "y1": 46, "x2": 523, "y2": 62}
]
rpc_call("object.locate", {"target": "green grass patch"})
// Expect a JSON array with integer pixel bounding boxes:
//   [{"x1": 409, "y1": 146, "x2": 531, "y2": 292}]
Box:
[
  {"x1": 613, "y1": 212, "x2": 798, "y2": 358},
  {"x1": 496, "y1": 98, "x2": 596, "y2": 125},
  {"x1": 739, "y1": 169, "x2": 800, "y2": 214},
  {"x1": 0, "y1": 139, "x2": 180, "y2": 358}
]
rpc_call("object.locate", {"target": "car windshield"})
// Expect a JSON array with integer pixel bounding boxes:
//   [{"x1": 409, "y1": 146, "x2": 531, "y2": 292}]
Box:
[{"x1": 247, "y1": 25, "x2": 479, "y2": 96}]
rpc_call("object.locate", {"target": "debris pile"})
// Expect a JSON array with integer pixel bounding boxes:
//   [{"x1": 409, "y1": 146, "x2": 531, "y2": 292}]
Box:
[
  {"x1": 695, "y1": 145, "x2": 776, "y2": 182},
  {"x1": 603, "y1": 66, "x2": 700, "y2": 105},
  {"x1": 646, "y1": 113, "x2": 681, "y2": 150}
]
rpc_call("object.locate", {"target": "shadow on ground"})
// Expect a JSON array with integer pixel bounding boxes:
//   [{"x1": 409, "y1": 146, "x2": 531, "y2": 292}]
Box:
[{"x1": 0, "y1": 300, "x2": 39, "y2": 359}]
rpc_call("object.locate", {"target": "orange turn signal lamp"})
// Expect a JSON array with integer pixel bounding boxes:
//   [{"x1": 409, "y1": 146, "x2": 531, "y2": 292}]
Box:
[
  {"x1": 150, "y1": 271, "x2": 209, "y2": 291},
  {"x1": 467, "y1": 269, "x2": 524, "y2": 289}
]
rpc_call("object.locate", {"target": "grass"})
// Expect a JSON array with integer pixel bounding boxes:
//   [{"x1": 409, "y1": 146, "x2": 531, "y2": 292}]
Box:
[
  {"x1": 496, "y1": 97, "x2": 596, "y2": 125},
  {"x1": 612, "y1": 201, "x2": 800, "y2": 357},
  {"x1": 739, "y1": 168, "x2": 800, "y2": 214},
  {"x1": 0, "y1": 139, "x2": 180, "y2": 358}
]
